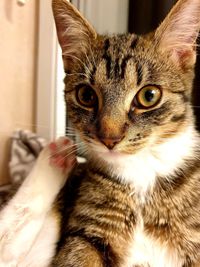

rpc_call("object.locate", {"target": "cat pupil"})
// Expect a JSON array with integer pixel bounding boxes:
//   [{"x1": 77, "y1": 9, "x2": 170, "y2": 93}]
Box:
[
  {"x1": 78, "y1": 86, "x2": 96, "y2": 104},
  {"x1": 145, "y1": 90, "x2": 155, "y2": 102},
  {"x1": 82, "y1": 89, "x2": 94, "y2": 102}
]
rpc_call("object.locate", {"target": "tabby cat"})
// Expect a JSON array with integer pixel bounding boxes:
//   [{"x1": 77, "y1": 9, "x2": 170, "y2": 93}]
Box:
[{"x1": 1, "y1": 0, "x2": 200, "y2": 266}]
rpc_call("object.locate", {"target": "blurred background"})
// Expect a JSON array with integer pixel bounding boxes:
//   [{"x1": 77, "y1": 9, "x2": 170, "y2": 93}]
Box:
[{"x1": 0, "y1": 0, "x2": 199, "y2": 185}]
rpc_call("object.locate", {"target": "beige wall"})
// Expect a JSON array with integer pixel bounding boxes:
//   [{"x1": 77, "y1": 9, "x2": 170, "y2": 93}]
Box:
[{"x1": 0, "y1": 0, "x2": 38, "y2": 185}]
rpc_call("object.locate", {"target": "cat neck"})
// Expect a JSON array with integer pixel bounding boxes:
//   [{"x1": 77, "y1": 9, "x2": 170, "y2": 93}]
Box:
[{"x1": 88, "y1": 125, "x2": 199, "y2": 201}]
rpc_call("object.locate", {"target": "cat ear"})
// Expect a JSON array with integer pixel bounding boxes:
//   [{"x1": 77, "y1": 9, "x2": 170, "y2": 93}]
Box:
[
  {"x1": 52, "y1": 0, "x2": 97, "y2": 67},
  {"x1": 155, "y1": 0, "x2": 200, "y2": 68}
]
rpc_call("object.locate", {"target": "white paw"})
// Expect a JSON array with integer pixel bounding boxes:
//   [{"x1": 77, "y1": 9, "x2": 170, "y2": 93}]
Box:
[
  {"x1": 16, "y1": 137, "x2": 77, "y2": 212},
  {"x1": 0, "y1": 138, "x2": 76, "y2": 265},
  {"x1": 36, "y1": 136, "x2": 76, "y2": 176},
  {"x1": 45, "y1": 137, "x2": 76, "y2": 175}
]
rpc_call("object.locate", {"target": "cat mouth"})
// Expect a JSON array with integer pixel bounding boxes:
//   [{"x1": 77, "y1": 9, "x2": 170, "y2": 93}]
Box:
[
  {"x1": 96, "y1": 150, "x2": 131, "y2": 161},
  {"x1": 87, "y1": 141, "x2": 135, "y2": 160}
]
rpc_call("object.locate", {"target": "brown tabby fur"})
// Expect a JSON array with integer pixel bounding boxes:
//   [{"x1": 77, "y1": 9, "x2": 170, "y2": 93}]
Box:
[{"x1": 52, "y1": 0, "x2": 200, "y2": 266}]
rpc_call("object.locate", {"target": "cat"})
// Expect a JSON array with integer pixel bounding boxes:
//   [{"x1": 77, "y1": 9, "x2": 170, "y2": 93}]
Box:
[{"x1": 1, "y1": 0, "x2": 200, "y2": 266}]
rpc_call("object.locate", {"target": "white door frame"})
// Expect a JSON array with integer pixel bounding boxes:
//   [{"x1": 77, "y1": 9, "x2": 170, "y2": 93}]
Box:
[{"x1": 36, "y1": 0, "x2": 58, "y2": 140}]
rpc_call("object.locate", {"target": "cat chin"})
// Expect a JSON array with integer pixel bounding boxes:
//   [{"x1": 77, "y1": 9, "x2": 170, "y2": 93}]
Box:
[{"x1": 95, "y1": 150, "x2": 134, "y2": 164}]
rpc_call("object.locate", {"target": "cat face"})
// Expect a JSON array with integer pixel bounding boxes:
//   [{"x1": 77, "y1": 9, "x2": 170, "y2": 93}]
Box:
[
  {"x1": 64, "y1": 34, "x2": 193, "y2": 157},
  {"x1": 52, "y1": 0, "x2": 200, "y2": 160}
]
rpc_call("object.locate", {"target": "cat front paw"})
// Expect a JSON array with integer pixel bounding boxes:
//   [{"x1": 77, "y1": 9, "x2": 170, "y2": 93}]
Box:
[
  {"x1": 48, "y1": 137, "x2": 77, "y2": 175},
  {"x1": 32, "y1": 136, "x2": 77, "y2": 192}
]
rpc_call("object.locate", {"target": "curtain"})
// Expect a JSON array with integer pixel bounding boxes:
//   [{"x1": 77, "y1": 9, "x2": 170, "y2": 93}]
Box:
[{"x1": 128, "y1": 0, "x2": 177, "y2": 34}]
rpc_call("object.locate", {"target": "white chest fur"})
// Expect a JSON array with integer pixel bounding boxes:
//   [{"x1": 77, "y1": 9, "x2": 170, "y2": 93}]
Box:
[{"x1": 124, "y1": 217, "x2": 182, "y2": 267}]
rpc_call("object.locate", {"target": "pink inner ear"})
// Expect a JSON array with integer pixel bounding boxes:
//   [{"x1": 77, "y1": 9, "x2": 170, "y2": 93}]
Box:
[
  {"x1": 176, "y1": 48, "x2": 193, "y2": 60},
  {"x1": 171, "y1": 47, "x2": 195, "y2": 68}
]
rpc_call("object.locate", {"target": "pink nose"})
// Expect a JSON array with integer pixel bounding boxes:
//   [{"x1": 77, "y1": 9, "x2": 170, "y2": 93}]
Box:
[{"x1": 100, "y1": 137, "x2": 123, "y2": 150}]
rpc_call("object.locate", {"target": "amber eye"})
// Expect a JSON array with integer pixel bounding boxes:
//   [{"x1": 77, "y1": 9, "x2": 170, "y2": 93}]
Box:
[
  {"x1": 76, "y1": 85, "x2": 98, "y2": 108},
  {"x1": 134, "y1": 86, "x2": 162, "y2": 109}
]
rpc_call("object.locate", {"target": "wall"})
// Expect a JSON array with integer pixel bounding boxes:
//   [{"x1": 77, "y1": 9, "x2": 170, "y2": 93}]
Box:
[{"x1": 0, "y1": 0, "x2": 38, "y2": 185}]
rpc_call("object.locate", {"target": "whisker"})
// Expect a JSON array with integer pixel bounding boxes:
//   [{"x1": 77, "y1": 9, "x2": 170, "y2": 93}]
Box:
[
  {"x1": 66, "y1": 73, "x2": 88, "y2": 79},
  {"x1": 65, "y1": 133, "x2": 77, "y2": 137},
  {"x1": 65, "y1": 132, "x2": 76, "y2": 136},
  {"x1": 63, "y1": 54, "x2": 91, "y2": 77},
  {"x1": 88, "y1": 45, "x2": 96, "y2": 68},
  {"x1": 65, "y1": 128, "x2": 76, "y2": 132},
  {"x1": 191, "y1": 106, "x2": 200, "y2": 108},
  {"x1": 83, "y1": 50, "x2": 92, "y2": 69},
  {"x1": 62, "y1": 148, "x2": 79, "y2": 159},
  {"x1": 43, "y1": 143, "x2": 78, "y2": 161},
  {"x1": 51, "y1": 149, "x2": 79, "y2": 167},
  {"x1": 65, "y1": 127, "x2": 76, "y2": 131}
]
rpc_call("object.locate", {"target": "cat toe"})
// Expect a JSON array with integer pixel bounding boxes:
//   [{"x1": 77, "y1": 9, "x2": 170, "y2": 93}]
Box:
[{"x1": 48, "y1": 137, "x2": 77, "y2": 173}]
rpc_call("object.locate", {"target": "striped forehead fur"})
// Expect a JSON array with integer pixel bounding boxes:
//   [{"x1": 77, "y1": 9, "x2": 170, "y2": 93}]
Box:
[{"x1": 98, "y1": 36, "x2": 144, "y2": 83}]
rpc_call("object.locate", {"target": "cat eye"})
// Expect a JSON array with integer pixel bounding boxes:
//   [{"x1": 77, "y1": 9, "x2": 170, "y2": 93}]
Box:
[
  {"x1": 134, "y1": 86, "x2": 162, "y2": 109},
  {"x1": 76, "y1": 85, "x2": 98, "y2": 108}
]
